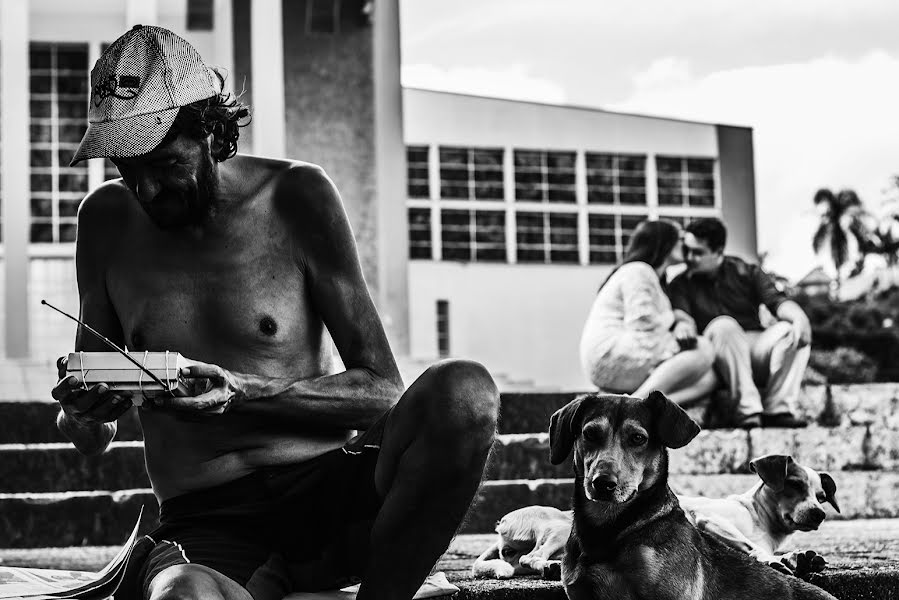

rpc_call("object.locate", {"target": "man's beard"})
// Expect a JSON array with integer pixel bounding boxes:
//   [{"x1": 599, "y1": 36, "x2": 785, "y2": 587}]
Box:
[{"x1": 147, "y1": 154, "x2": 218, "y2": 230}]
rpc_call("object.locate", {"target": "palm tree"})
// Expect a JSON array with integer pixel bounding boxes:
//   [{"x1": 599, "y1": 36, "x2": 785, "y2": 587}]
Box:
[{"x1": 812, "y1": 188, "x2": 874, "y2": 289}]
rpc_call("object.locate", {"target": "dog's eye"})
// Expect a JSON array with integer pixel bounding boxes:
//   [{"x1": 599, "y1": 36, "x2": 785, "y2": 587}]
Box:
[
  {"x1": 630, "y1": 433, "x2": 648, "y2": 446},
  {"x1": 501, "y1": 547, "x2": 515, "y2": 558},
  {"x1": 816, "y1": 493, "x2": 827, "y2": 503},
  {"x1": 582, "y1": 427, "x2": 600, "y2": 442}
]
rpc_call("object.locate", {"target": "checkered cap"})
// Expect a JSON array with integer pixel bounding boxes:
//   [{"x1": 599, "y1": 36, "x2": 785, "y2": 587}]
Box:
[{"x1": 70, "y1": 25, "x2": 222, "y2": 165}]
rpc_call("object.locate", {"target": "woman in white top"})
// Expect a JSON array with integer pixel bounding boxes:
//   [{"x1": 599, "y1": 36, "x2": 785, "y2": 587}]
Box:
[{"x1": 579, "y1": 219, "x2": 716, "y2": 403}]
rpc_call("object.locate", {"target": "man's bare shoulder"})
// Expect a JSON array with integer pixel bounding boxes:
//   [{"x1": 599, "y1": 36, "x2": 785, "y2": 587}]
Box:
[{"x1": 77, "y1": 179, "x2": 136, "y2": 225}]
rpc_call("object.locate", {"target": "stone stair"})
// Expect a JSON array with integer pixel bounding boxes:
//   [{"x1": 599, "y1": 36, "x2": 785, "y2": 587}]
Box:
[{"x1": 1, "y1": 383, "x2": 898, "y2": 546}]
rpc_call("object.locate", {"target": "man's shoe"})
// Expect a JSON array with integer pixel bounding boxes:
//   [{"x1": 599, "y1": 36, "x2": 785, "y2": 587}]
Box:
[
  {"x1": 762, "y1": 413, "x2": 808, "y2": 428},
  {"x1": 736, "y1": 414, "x2": 762, "y2": 430}
]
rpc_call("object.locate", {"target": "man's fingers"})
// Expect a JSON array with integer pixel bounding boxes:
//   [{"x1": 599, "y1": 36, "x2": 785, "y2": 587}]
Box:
[
  {"x1": 51, "y1": 376, "x2": 80, "y2": 401},
  {"x1": 56, "y1": 355, "x2": 68, "y2": 379},
  {"x1": 161, "y1": 390, "x2": 229, "y2": 412},
  {"x1": 180, "y1": 363, "x2": 222, "y2": 379}
]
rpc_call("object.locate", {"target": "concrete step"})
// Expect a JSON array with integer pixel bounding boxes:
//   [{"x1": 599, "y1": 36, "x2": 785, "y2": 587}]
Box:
[
  {"x1": 4, "y1": 423, "x2": 899, "y2": 493},
  {"x1": 461, "y1": 471, "x2": 899, "y2": 534},
  {"x1": 487, "y1": 424, "x2": 898, "y2": 480},
  {"x1": 0, "y1": 442, "x2": 150, "y2": 492},
  {"x1": 0, "y1": 401, "x2": 143, "y2": 444},
  {"x1": 2, "y1": 470, "x2": 897, "y2": 546},
  {"x1": 2, "y1": 383, "x2": 896, "y2": 444},
  {"x1": 0, "y1": 490, "x2": 156, "y2": 547}
]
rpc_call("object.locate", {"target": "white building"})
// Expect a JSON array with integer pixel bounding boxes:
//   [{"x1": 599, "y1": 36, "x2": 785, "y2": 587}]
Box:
[{"x1": 403, "y1": 88, "x2": 758, "y2": 389}]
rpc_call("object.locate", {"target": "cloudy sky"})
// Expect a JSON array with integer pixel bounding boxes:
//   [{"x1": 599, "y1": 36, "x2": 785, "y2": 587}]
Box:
[{"x1": 399, "y1": 0, "x2": 899, "y2": 279}]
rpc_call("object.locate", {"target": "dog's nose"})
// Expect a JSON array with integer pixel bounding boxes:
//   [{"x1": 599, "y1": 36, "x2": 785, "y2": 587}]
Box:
[
  {"x1": 810, "y1": 506, "x2": 826, "y2": 524},
  {"x1": 592, "y1": 474, "x2": 618, "y2": 493}
]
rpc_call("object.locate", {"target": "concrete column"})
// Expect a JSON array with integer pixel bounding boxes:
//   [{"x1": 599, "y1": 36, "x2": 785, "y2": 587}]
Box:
[
  {"x1": 575, "y1": 150, "x2": 588, "y2": 265},
  {"x1": 250, "y1": 0, "x2": 285, "y2": 158},
  {"x1": 126, "y1": 0, "x2": 158, "y2": 27},
  {"x1": 374, "y1": 0, "x2": 409, "y2": 354},
  {"x1": 645, "y1": 153, "x2": 659, "y2": 219},
  {"x1": 1, "y1": 0, "x2": 30, "y2": 357},
  {"x1": 214, "y1": 0, "x2": 235, "y2": 94}
]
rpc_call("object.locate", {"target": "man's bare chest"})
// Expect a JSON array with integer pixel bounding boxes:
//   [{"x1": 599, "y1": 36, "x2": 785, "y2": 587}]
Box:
[{"x1": 106, "y1": 242, "x2": 315, "y2": 360}]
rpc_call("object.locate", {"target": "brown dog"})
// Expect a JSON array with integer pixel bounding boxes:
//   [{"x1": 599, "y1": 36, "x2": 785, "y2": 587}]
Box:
[
  {"x1": 679, "y1": 454, "x2": 838, "y2": 574},
  {"x1": 471, "y1": 506, "x2": 571, "y2": 579},
  {"x1": 551, "y1": 391, "x2": 837, "y2": 600}
]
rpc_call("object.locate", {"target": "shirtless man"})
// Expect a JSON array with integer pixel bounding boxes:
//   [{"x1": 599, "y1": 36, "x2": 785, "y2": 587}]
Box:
[{"x1": 51, "y1": 25, "x2": 499, "y2": 600}]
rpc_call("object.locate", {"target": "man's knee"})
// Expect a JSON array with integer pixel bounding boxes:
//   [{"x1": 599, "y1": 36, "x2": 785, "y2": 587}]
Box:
[
  {"x1": 417, "y1": 359, "x2": 500, "y2": 438},
  {"x1": 147, "y1": 565, "x2": 231, "y2": 600},
  {"x1": 704, "y1": 316, "x2": 746, "y2": 343}
]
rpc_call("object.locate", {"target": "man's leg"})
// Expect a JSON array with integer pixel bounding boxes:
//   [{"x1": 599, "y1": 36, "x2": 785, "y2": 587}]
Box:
[
  {"x1": 748, "y1": 321, "x2": 810, "y2": 419},
  {"x1": 703, "y1": 316, "x2": 763, "y2": 421},
  {"x1": 147, "y1": 564, "x2": 252, "y2": 600},
  {"x1": 360, "y1": 359, "x2": 499, "y2": 600}
]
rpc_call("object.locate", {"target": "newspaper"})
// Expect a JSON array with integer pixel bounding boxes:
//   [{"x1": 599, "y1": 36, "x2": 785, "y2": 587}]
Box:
[{"x1": 0, "y1": 508, "x2": 144, "y2": 600}]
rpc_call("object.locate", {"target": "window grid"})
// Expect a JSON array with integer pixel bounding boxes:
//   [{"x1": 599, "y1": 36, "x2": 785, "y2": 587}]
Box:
[
  {"x1": 515, "y1": 211, "x2": 579, "y2": 264},
  {"x1": 656, "y1": 156, "x2": 716, "y2": 208},
  {"x1": 585, "y1": 152, "x2": 647, "y2": 206},
  {"x1": 436, "y1": 300, "x2": 450, "y2": 358},
  {"x1": 406, "y1": 145, "x2": 429, "y2": 199},
  {"x1": 29, "y1": 43, "x2": 89, "y2": 244},
  {"x1": 587, "y1": 213, "x2": 649, "y2": 264},
  {"x1": 438, "y1": 146, "x2": 504, "y2": 200},
  {"x1": 514, "y1": 149, "x2": 576, "y2": 203},
  {"x1": 440, "y1": 208, "x2": 506, "y2": 262},
  {"x1": 408, "y1": 207, "x2": 432, "y2": 259}
]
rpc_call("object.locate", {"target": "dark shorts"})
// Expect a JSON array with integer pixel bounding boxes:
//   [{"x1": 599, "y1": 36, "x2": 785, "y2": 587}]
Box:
[{"x1": 118, "y1": 413, "x2": 388, "y2": 600}]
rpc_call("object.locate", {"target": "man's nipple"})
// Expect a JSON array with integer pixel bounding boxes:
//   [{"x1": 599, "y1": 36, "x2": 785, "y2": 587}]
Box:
[{"x1": 259, "y1": 316, "x2": 278, "y2": 336}]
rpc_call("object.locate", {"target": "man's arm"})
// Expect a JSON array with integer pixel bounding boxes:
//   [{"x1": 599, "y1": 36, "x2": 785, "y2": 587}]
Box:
[
  {"x1": 53, "y1": 184, "x2": 132, "y2": 455},
  {"x1": 667, "y1": 277, "x2": 698, "y2": 341},
  {"x1": 176, "y1": 165, "x2": 403, "y2": 429},
  {"x1": 752, "y1": 264, "x2": 811, "y2": 348}
]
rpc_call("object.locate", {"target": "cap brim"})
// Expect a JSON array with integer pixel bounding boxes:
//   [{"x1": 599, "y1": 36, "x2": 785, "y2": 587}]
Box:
[{"x1": 70, "y1": 107, "x2": 180, "y2": 166}]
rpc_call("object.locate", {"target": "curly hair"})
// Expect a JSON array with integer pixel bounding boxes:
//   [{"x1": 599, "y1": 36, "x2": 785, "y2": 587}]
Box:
[
  {"x1": 164, "y1": 70, "x2": 251, "y2": 162},
  {"x1": 686, "y1": 217, "x2": 727, "y2": 252}
]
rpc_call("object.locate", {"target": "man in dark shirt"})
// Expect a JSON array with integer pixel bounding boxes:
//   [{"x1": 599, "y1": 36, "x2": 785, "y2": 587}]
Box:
[{"x1": 667, "y1": 218, "x2": 811, "y2": 428}]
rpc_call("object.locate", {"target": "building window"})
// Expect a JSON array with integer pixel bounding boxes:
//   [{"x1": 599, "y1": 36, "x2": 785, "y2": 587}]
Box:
[
  {"x1": 187, "y1": 0, "x2": 215, "y2": 30},
  {"x1": 514, "y1": 149, "x2": 576, "y2": 203},
  {"x1": 440, "y1": 209, "x2": 506, "y2": 262},
  {"x1": 588, "y1": 213, "x2": 648, "y2": 264},
  {"x1": 586, "y1": 153, "x2": 647, "y2": 205},
  {"x1": 516, "y1": 211, "x2": 579, "y2": 264},
  {"x1": 657, "y1": 156, "x2": 716, "y2": 207},
  {"x1": 407, "y1": 145, "x2": 429, "y2": 198},
  {"x1": 29, "y1": 43, "x2": 89, "y2": 244},
  {"x1": 408, "y1": 207, "x2": 431, "y2": 259},
  {"x1": 306, "y1": 0, "x2": 341, "y2": 34},
  {"x1": 438, "y1": 146, "x2": 503, "y2": 200},
  {"x1": 436, "y1": 300, "x2": 450, "y2": 358}
]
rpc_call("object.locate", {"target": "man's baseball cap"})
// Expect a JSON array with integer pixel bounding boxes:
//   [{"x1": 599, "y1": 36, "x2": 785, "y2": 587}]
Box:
[{"x1": 70, "y1": 25, "x2": 222, "y2": 166}]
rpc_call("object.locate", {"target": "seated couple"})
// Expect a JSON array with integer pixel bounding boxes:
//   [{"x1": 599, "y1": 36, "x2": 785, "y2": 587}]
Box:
[{"x1": 579, "y1": 217, "x2": 810, "y2": 429}]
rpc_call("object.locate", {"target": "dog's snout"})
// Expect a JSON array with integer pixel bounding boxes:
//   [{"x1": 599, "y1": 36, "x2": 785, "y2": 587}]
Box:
[
  {"x1": 810, "y1": 506, "x2": 825, "y2": 524},
  {"x1": 593, "y1": 474, "x2": 618, "y2": 493}
]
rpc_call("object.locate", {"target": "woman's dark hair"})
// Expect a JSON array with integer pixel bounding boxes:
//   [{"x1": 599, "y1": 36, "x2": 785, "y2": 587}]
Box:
[
  {"x1": 164, "y1": 70, "x2": 251, "y2": 162},
  {"x1": 597, "y1": 219, "x2": 681, "y2": 292},
  {"x1": 813, "y1": 188, "x2": 835, "y2": 206}
]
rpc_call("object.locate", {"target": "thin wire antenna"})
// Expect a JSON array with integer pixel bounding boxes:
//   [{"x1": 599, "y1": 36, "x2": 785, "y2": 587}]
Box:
[{"x1": 41, "y1": 299, "x2": 173, "y2": 392}]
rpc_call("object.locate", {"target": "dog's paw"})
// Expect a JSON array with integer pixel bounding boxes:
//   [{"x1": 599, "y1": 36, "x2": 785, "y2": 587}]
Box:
[
  {"x1": 518, "y1": 554, "x2": 547, "y2": 572},
  {"x1": 541, "y1": 560, "x2": 562, "y2": 581},
  {"x1": 791, "y1": 550, "x2": 827, "y2": 579},
  {"x1": 472, "y1": 559, "x2": 515, "y2": 579},
  {"x1": 767, "y1": 558, "x2": 794, "y2": 576}
]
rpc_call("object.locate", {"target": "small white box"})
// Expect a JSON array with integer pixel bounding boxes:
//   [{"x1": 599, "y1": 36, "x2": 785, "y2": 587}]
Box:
[{"x1": 67, "y1": 351, "x2": 191, "y2": 401}]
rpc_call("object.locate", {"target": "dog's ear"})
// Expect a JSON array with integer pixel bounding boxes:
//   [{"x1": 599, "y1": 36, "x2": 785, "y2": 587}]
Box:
[
  {"x1": 647, "y1": 390, "x2": 700, "y2": 449},
  {"x1": 750, "y1": 454, "x2": 793, "y2": 492},
  {"x1": 549, "y1": 395, "x2": 591, "y2": 465},
  {"x1": 819, "y1": 472, "x2": 840, "y2": 513}
]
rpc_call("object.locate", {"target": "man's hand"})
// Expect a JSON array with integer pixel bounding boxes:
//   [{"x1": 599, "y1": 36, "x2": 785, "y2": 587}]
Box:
[
  {"x1": 154, "y1": 360, "x2": 246, "y2": 415},
  {"x1": 52, "y1": 356, "x2": 133, "y2": 426},
  {"x1": 789, "y1": 315, "x2": 812, "y2": 349},
  {"x1": 673, "y1": 320, "x2": 697, "y2": 344}
]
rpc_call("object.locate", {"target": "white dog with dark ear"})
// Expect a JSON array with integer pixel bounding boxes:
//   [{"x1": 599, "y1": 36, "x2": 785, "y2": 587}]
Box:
[
  {"x1": 678, "y1": 454, "x2": 839, "y2": 574},
  {"x1": 471, "y1": 506, "x2": 572, "y2": 579}
]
